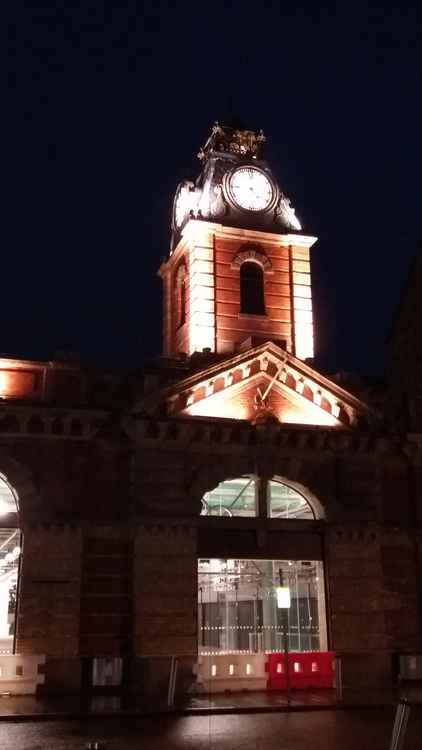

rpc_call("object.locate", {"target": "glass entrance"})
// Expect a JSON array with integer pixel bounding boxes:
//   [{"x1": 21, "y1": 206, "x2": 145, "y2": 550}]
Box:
[
  {"x1": 198, "y1": 558, "x2": 327, "y2": 655},
  {"x1": 0, "y1": 475, "x2": 20, "y2": 654}
]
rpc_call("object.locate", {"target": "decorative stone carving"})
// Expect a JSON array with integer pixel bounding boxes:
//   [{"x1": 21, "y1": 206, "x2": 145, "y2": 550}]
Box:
[
  {"x1": 279, "y1": 368, "x2": 287, "y2": 383},
  {"x1": 260, "y1": 356, "x2": 270, "y2": 371},
  {"x1": 332, "y1": 402, "x2": 341, "y2": 419},
  {"x1": 186, "y1": 391, "x2": 195, "y2": 407},
  {"x1": 197, "y1": 122, "x2": 266, "y2": 163},
  {"x1": 231, "y1": 245, "x2": 272, "y2": 271},
  {"x1": 224, "y1": 371, "x2": 234, "y2": 387}
]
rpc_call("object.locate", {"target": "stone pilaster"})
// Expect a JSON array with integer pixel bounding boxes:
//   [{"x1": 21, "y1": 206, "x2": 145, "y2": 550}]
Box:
[
  {"x1": 16, "y1": 525, "x2": 82, "y2": 658},
  {"x1": 325, "y1": 524, "x2": 391, "y2": 686},
  {"x1": 133, "y1": 525, "x2": 197, "y2": 657}
]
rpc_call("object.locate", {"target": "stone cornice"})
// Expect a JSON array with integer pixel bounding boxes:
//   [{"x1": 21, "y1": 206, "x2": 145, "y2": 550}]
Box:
[
  {"x1": 178, "y1": 219, "x2": 318, "y2": 250},
  {"x1": 134, "y1": 415, "x2": 417, "y2": 457},
  {"x1": 163, "y1": 220, "x2": 318, "y2": 268},
  {"x1": 0, "y1": 403, "x2": 110, "y2": 440},
  {"x1": 133, "y1": 515, "x2": 325, "y2": 531}
]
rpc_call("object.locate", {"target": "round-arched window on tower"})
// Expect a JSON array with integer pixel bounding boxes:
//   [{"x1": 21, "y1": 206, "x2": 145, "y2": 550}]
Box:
[
  {"x1": 175, "y1": 263, "x2": 188, "y2": 329},
  {"x1": 240, "y1": 262, "x2": 266, "y2": 316},
  {"x1": 0, "y1": 474, "x2": 20, "y2": 653}
]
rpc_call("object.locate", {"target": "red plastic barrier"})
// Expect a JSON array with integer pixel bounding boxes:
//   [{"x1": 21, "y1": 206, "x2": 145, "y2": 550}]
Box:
[{"x1": 267, "y1": 651, "x2": 335, "y2": 690}]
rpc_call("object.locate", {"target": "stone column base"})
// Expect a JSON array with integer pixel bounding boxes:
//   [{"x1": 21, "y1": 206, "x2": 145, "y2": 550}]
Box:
[
  {"x1": 338, "y1": 651, "x2": 393, "y2": 689},
  {"x1": 126, "y1": 656, "x2": 196, "y2": 701}
]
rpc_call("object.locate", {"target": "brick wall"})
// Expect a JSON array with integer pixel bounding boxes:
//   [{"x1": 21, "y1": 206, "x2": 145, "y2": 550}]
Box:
[
  {"x1": 17, "y1": 526, "x2": 82, "y2": 658},
  {"x1": 79, "y1": 531, "x2": 133, "y2": 656},
  {"x1": 133, "y1": 526, "x2": 197, "y2": 657},
  {"x1": 214, "y1": 237, "x2": 292, "y2": 354}
]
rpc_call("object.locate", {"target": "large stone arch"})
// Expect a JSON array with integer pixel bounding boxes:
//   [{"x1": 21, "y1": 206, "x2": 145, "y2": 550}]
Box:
[
  {"x1": 188, "y1": 455, "x2": 255, "y2": 513},
  {"x1": 0, "y1": 449, "x2": 39, "y2": 525}
]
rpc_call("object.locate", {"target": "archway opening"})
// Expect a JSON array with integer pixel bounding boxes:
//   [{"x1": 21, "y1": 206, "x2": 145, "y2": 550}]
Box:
[
  {"x1": 197, "y1": 476, "x2": 329, "y2": 694},
  {"x1": 0, "y1": 474, "x2": 20, "y2": 654},
  {"x1": 198, "y1": 558, "x2": 327, "y2": 654}
]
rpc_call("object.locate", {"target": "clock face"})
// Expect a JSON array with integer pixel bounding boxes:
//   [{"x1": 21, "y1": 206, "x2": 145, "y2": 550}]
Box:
[
  {"x1": 228, "y1": 167, "x2": 274, "y2": 212},
  {"x1": 174, "y1": 187, "x2": 188, "y2": 228}
]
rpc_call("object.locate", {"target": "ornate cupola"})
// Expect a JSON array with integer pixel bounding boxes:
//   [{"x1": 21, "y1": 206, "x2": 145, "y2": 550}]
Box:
[
  {"x1": 171, "y1": 122, "x2": 302, "y2": 249},
  {"x1": 159, "y1": 123, "x2": 317, "y2": 361}
]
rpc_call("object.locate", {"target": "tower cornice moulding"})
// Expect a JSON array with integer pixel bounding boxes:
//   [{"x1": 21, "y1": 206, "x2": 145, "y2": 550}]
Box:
[{"x1": 174, "y1": 220, "x2": 318, "y2": 253}]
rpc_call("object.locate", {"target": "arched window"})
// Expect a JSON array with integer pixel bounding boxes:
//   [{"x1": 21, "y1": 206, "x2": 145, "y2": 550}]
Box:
[
  {"x1": 268, "y1": 479, "x2": 314, "y2": 519},
  {"x1": 240, "y1": 262, "x2": 265, "y2": 316},
  {"x1": 179, "y1": 277, "x2": 186, "y2": 327},
  {"x1": 175, "y1": 263, "x2": 187, "y2": 328},
  {"x1": 200, "y1": 477, "x2": 315, "y2": 519},
  {"x1": 201, "y1": 476, "x2": 257, "y2": 517},
  {"x1": 0, "y1": 474, "x2": 20, "y2": 653},
  {"x1": 198, "y1": 478, "x2": 327, "y2": 658}
]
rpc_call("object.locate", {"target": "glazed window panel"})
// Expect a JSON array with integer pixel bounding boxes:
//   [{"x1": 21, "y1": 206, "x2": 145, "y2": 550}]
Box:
[
  {"x1": 198, "y1": 558, "x2": 327, "y2": 654},
  {"x1": 0, "y1": 476, "x2": 17, "y2": 516},
  {"x1": 0, "y1": 529, "x2": 20, "y2": 652},
  {"x1": 0, "y1": 475, "x2": 20, "y2": 654},
  {"x1": 201, "y1": 477, "x2": 257, "y2": 517},
  {"x1": 268, "y1": 480, "x2": 314, "y2": 519}
]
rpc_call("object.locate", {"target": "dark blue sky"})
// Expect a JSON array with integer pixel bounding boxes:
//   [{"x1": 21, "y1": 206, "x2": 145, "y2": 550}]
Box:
[{"x1": 7, "y1": 2, "x2": 422, "y2": 374}]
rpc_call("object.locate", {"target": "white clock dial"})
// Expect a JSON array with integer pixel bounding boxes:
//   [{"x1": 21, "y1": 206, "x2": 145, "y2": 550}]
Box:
[
  {"x1": 174, "y1": 188, "x2": 187, "y2": 228},
  {"x1": 229, "y1": 167, "x2": 273, "y2": 211}
]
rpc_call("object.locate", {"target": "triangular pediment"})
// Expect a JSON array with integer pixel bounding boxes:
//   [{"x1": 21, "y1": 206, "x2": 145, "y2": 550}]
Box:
[{"x1": 139, "y1": 342, "x2": 370, "y2": 428}]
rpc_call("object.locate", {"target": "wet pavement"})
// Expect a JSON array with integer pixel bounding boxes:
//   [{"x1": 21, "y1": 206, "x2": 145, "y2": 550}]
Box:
[
  {"x1": 0, "y1": 684, "x2": 421, "y2": 719},
  {"x1": 0, "y1": 708, "x2": 421, "y2": 750},
  {"x1": 0, "y1": 690, "x2": 341, "y2": 719}
]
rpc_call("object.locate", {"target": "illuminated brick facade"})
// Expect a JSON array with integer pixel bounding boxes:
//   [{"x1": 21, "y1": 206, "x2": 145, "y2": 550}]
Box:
[
  {"x1": 160, "y1": 223, "x2": 315, "y2": 360},
  {"x1": 0, "y1": 124, "x2": 420, "y2": 701}
]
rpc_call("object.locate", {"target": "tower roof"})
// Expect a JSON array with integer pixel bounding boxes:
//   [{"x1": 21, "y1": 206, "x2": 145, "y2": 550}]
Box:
[
  {"x1": 171, "y1": 121, "x2": 303, "y2": 250},
  {"x1": 197, "y1": 122, "x2": 266, "y2": 163}
]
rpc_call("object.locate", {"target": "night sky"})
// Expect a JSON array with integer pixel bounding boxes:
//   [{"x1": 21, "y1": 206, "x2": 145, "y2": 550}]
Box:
[{"x1": 8, "y1": 3, "x2": 422, "y2": 375}]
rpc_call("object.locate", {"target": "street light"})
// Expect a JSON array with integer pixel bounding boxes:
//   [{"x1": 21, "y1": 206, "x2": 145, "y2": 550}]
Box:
[
  {"x1": 276, "y1": 585, "x2": 291, "y2": 609},
  {"x1": 277, "y1": 569, "x2": 291, "y2": 705}
]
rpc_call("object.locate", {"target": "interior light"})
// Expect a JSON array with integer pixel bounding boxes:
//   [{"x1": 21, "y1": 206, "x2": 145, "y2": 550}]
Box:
[{"x1": 276, "y1": 586, "x2": 291, "y2": 609}]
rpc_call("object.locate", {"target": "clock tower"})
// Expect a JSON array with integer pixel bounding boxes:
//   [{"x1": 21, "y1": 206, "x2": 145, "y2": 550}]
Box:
[{"x1": 159, "y1": 123, "x2": 316, "y2": 360}]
